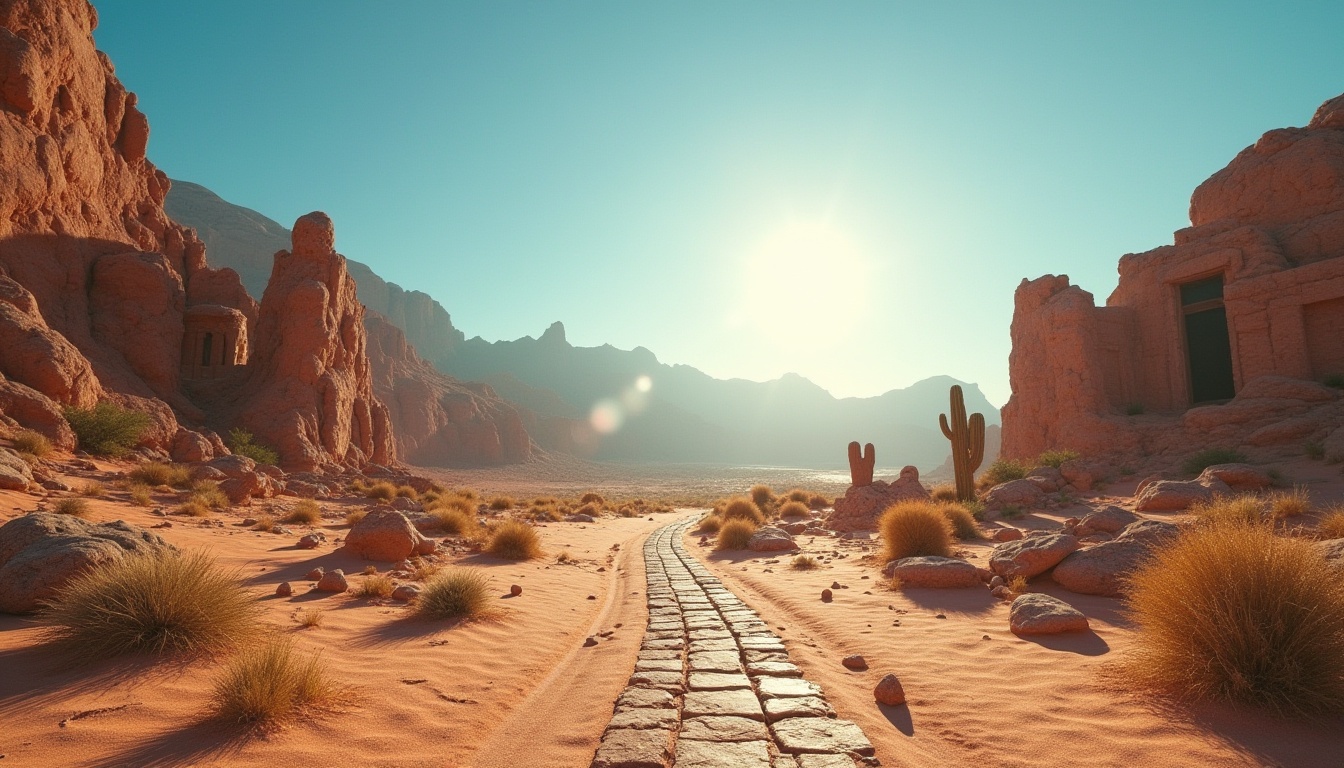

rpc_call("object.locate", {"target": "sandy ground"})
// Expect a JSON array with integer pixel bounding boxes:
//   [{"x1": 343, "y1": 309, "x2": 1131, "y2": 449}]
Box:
[{"x1": 2, "y1": 453, "x2": 1343, "y2": 767}]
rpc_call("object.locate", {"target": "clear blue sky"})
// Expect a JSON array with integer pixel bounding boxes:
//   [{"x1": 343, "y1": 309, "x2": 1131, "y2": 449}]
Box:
[{"x1": 92, "y1": 1, "x2": 1344, "y2": 406}]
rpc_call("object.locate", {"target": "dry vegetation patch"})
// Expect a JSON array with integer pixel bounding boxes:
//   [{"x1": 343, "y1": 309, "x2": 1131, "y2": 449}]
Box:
[
  {"x1": 283, "y1": 499, "x2": 323, "y2": 525},
  {"x1": 716, "y1": 519, "x2": 757, "y2": 550},
  {"x1": 53, "y1": 497, "x2": 91, "y2": 518},
  {"x1": 939, "y1": 502, "x2": 982, "y2": 540},
  {"x1": 485, "y1": 520, "x2": 542, "y2": 560},
  {"x1": 880, "y1": 501, "x2": 953, "y2": 560},
  {"x1": 128, "y1": 462, "x2": 191, "y2": 488},
  {"x1": 211, "y1": 637, "x2": 337, "y2": 726},
  {"x1": 355, "y1": 574, "x2": 395, "y2": 599},
  {"x1": 418, "y1": 568, "x2": 492, "y2": 619},
  {"x1": 12, "y1": 429, "x2": 52, "y2": 457},
  {"x1": 1319, "y1": 505, "x2": 1344, "y2": 539}
]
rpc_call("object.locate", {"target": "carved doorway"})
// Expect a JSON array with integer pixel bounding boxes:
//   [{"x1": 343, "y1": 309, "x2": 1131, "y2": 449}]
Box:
[{"x1": 1180, "y1": 275, "x2": 1235, "y2": 404}]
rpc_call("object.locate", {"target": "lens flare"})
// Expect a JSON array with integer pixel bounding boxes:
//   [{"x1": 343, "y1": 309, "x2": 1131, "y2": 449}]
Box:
[
  {"x1": 635, "y1": 375, "x2": 652, "y2": 393},
  {"x1": 589, "y1": 399, "x2": 624, "y2": 434}
]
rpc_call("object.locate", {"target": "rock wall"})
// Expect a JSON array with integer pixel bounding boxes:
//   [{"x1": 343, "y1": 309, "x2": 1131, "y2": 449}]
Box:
[{"x1": 1003, "y1": 92, "x2": 1344, "y2": 465}]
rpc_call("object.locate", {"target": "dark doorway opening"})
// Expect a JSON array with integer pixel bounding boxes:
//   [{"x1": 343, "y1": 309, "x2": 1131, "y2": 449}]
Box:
[
  {"x1": 201, "y1": 333, "x2": 214, "y2": 367},
  {"x1": 1180, "y1": 276, "x2": 1235, "y2": 403}
]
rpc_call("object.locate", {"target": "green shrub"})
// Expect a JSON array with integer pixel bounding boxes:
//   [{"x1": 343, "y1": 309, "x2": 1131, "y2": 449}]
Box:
[
  {"x1": 63, "y1": 402, "x2": 150, "y2": 457},
  {"x1": 879, "y1": 501, "x2": 953, "y2": 561},
  {"x1": 1182, "y1": 448, "x2": 1248, "y2": 476},
  {"x1": 227, "y1": 428, "x2": 279, "y2": 466},
  {"x1": 978, "y1": 459, "x2": 1027, "y2": 488},
  {"x1": 12, "y1": 429, "x2": 51, "y2": 457},
  {"x1": 1036, "y1": 449, "x2": 1079, "y2": 468},
  {"x1": 1125, "y1": 403, "x2": 1145, "y2": 416}
]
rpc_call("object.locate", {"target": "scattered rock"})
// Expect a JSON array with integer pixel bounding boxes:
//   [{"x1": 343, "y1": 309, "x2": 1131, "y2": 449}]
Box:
[
  {"x1": 343, "y1": 508, "x2": 432, "y2": 562},
  {"x1": 873, "y1": 674, "x2": 906, "y2": 705},
  {"x1": 883, "y1": 556, "x2": 980, "y2": 588},
  {"x1": 826, "y1": 467, "x2": 930, "y2": 531},
  {"x1": 983, "y1": 478, "x2": 1045, "y2": 509},
  {"x1": 842, "y1": 655, "x2": 868, "y2": 671},
  {"x1": 296, "y1": 533, "x2": 322, "y2": 549},
  {"x1": 1009, "y1": 593, "x2": 1089, "y2": 635},
  {"x1": 391, "y1": 584, "x2": 421, "y2": 601},
  {"x1": 304, "y1": 567, "x2": 324, "y2": 580},
  {"x1": 1074, "y1": 505, "x2": 1138, "y2": 536},
  {"x1": 316, "y1": 569, "x2": 348, "y2": 593},
  {"x1": 0, "y1": 449, "x2": 34, "y2": 490},
  {"x1": 747, "y1": 526, "x2": 796, "y2": 552},
  {"x1": 1115, "y1": 519, "x2": 1181, "y2": 547},
  {"x1": 991, "y1": 527, "x2": 1023, "y2": 542},
  {"x1": 989, "y1": 534, "x2": 1080, "y2": 578},
  {"x1": 275, "y1": 581, "x2": 293, "y2": 597},
  {"x1": 1197, "y1": 463, "x2": 1273, "y2": 491},
  {"x1": 1135, "y1": 478, "x2": 1229, "y2": 512},
  {"x1": 510, "y1": 584, "x2": 523, "y2": 596},
  {"x1": 568, "y1": 513, "x2": 596, "y2": 523},
  {"x1": 1052, "y1": 538, "x2": 1153, "y2": 596},
  {"x1": 1316, "y1": 538, "x2": 1344, "y2": 569},
  {"x1": 584, "y1": 636, "x2": 599, "y2": 647}
]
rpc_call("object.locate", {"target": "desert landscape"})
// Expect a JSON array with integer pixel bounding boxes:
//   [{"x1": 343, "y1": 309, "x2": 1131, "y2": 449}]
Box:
[{"x1": 3, "y1": 1, "x2": 1344, "y2": 767}]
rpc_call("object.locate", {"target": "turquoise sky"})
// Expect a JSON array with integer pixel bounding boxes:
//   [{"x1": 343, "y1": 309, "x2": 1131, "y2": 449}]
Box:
[{"x1": 93, "y1": 2, "x2": 1344, "y2": 406}]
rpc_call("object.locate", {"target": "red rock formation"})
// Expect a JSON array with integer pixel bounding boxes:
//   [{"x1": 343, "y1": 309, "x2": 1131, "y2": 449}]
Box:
[
  {"x1": 230, "y1": 213, "x2": 395, "y2": 471},
  {"x1": 366, "y1": 311, "x2": 531, "y2": 466},
  {"x1": 1003, "y1": 92, "x2": 1344, "y2": 464}
]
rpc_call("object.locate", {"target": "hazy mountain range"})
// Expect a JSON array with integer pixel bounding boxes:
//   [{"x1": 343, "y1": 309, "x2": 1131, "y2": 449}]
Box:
[{"x1": 165, "y1": 181, "x2": 1000, "y2": 471}]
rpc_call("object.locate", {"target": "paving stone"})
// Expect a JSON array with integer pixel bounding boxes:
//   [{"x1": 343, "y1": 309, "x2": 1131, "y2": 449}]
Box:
[
  {"x1": 637, "y1": 650, "x2": 682, "y2": 661},
  {"x1": 591, "y1": 727, "x2": 674, "y2": 768},
  {"x1": 641, "y1": 638, "x2": 685, "y2": 651},
  {"x1": 688, "y1": 671, "x2": 752, "y2": 691},
  {"x1": 645, "y1": 630, "x2": 683, "y2": 641},
  {"x1": 634, "y1": 659, "x2": 683, "y2": 672},
  {"x1": 762, "y1": 696, "x2": 834, "y2": 723},
  {"x1": 771, "y1": 717, "x2": 874, "y2": 756},
  {"x1": 690, "y1": 638, "x2": 738, "y2": 652},
  {"x1": 757, "y1": 676, "x2": 822, "y2": 699},
  {"x1": 773, "y1": 757, "x2": 800, "y2": 768},
  {"x1": 615, "y1": 688, "x2": 676, "y2": 710},
  {"x1": 794, "y1": 756, "x2": 856, "y2": 768},
  {"x1": 688, "y1": 651, "x2": 744, "y2": 673},
  {"x1": 674, "y1": 738, "x2": 773, "y2": 768},
  {"x1": 607, "y1": 707, "x2": 679, "y2": 731},
  {"x1": 740, "y1": 638, "x2": 787, "y2": 653},
  {"x1": 746, "y1": 661, "x2": 803, "y2": 678},
  {"x1": 688, "y1": 629, "x2": 734, "y2": 641},
  {"x1": 629, "y1": 670, "x2": 685, "y2": 692},
  {"x1": 678, "y1": 715, "x2": 771, "y2": 742},
  {"x1": 682, "y1": 689, "x2": 766, "y2": 721},
  {"x1": 743, "y1": 649, "x2": 790, "y2": 664}
]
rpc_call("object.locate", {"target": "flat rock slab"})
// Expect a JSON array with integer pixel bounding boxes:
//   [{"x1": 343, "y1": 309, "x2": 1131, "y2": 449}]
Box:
[
  {"x1": 675, "y1": 739, "x2": 773, "y2": 768},
  {"x1": 606, "y1": 707, "x2": 679, "y2": 731},
  {"x1": 615, "y1": 688, "x2": 676, "y2": 711},
  {"x1": 757, "y1": 676, "x2": 822, "y2": 699},
  {"x1": 591, "y1": 727, "x2": 674, "y2": 768},
  {"x1": 763, "y1": 696, "x2": 833, "y2": 723},
  {"x1": 637, "y1": 650, "x2": 682, "y2": 661},
  {"x1": 1009, "y1": 593, "x2": 1090, "y2": 635},
  {"x1": 629, "y1": 670, "x2": 685, "y2": 693},
  {"x1": 796, "y1": 755, "x2": 858, "y2": 768},
  {"x1": 689, "y1": 651, "x2": 744, "y2": 673},
  {"x1": 884, "y1": 555, "x2": 982, "y2": 588},
  {"x1": 690, "y1": 638, "x2": 738, "y2": 652},
  {"x1": 641, "y1": 638, "x2": 684, "y2": 650},
  {"x1": 772, "y1": 717, "x2": 875, "y2": 756},
  {"x1": 678, "y1": 715, "x2": 771, "y2": 742},
  {"x1": 989, "y1": 533, "x2": 1080, "y2": 578},
  {"x1": 634, "y1": 659, "x2": 683, "y2": 673},
  {"x1": 747, "y1": 661, "x2": 803, "y2": 678},
  {"x1": 683, "y1": 689, "x2": 765, "y2": 721}
]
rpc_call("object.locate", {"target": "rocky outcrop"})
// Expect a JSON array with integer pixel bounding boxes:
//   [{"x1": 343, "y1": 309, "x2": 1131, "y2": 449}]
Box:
[
  {"x1": 0, "y1": 512, "x2": 174, "y2": 613},
  {"x1": 825, "y1": 467, "x2": 930, "y2": 532},
  {"x1": 1002, "y1": 92, "x2": 1344, "y2": 467},
  {"x1": 366, "y1": 312, "x2": 530, "y2": 466},
  {"x1": 228, "y1": 213, "x2": 394, "y2": 471},
  {"x1": 343, "y1": 508, "x2": 432, "y2": 562}
]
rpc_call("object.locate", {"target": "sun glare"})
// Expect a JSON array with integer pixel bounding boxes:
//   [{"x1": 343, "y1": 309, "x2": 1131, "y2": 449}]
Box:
[{"x1": 740, "y1": 221, "x2": 869, "y2": 346}]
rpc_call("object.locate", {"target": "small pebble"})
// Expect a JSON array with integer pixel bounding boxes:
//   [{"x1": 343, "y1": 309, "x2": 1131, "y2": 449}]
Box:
[
  {"x1": 821, "y1": 589, "x2": 833, "y2": 603},
  {"x1": 584, "y1": 636, "x2": 598, "y2": 647},
  {"x1": 587, "y1": 594, "x2": 597, "y2": 600},
  {"x1": 510, "y1": 584, "x2": 523, "y2": 596},
  {"x1": 275, "y1": 581, "x2": 293, "y2": 597},
  {"x1": 874, "y1": 673, "x2": 906, "y2": 706},
  {"x1": 842, "y1": 654, "x2": 868, "y2": 671}
]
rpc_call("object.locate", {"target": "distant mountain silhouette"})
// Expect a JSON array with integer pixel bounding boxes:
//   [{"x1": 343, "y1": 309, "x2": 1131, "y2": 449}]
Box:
[{"x1": 167, "y1": 180, "x2": 1000, "y2": 471}]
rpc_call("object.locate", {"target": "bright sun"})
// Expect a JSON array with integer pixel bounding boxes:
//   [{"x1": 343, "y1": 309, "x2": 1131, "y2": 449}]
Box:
[{"x1": 739, "y1": 220, "x2": 869, "y2": 347}]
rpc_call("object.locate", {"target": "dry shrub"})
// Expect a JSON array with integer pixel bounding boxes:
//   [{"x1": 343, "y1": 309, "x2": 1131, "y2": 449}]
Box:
[
  {"x1": 716, "y1": 519, "x2": 757, "y2": 550},
  {"x1": 395, "y1": 485, "x2": 418, "y2": 500},
  {"x1": 188, "y1": 481, "x2": 230, "y2": 511},
  {"x1": 749, "y1": 484, "x2": 774, "y2": 509},
  {"x1": 12, "y1": 429, "x2": 52, "y2": 458},
  {"x1": 296, "y1": 609, "x2": 323, "y2": 628},
  {"x1": 211, "y1": 637, "x2": 337, "y2": 725},
  {"x1": 177, "y1": 501, "x2": 213, "y2": 517},
  {"x1": 1182, "y1": 447, "x2": 1248, "y2": 476},
  {"x1": 453, "y1": 487, "x2": 481, "y2": 502},
  {"x1": 42, "y1": 551, "x2": 259, "y2": 658},
  {"x1": 529, "y1": 505, "x2": 563, "y2": 522},
  {"x1": 575, "y1": 502, "x2": 599, "y2": 518},
  {"x1": 1191, "y1": 495, "x2": 1266, "y2": 527},
  {"x1": 778, "y1": 501, "x2": 809, "y2": 519},
  {"x1": 1268, "y1": 486, "x2": 1312, "y2": 518},
  {"x1": 355, "y1": 574, "x2": 395, "y2": 598},
  {"x1": 427, "y1": 494, "x2": 475, "y2": 515},
  {"x1": 53, "y1": 497, "x2": 91, "y2": 518},
  {"x1": 1007, "y1": 575, "x2": 1028, "y2": 593},
  {"x1": 283, "y1": 499, "x2": 322, "y2": 525},
  {"x1": 808, "y1": 493, "x2": 829, "y2": 510},
  {"x1": 129, "y1": 462, "x2": 191, "y2": 488},
  {"x1": 488, "y1": 496, "x2": 516, "y2": 511},
  {"x1": 930, "y1": 484, "x2": 958, "y2": 503},
  {"x1": 428, "y1": 507, "x2": 477, "y2": 535},
  {"x1": 556, "y1": 550, "x2": 573, "y2": 564},
  {"x1": 361, "y1": 565, "x2": 378, "y2": 576},
  {"x1": 580, "y1": 491, "x2": 605, "y2": 505},
  {"x1": 1320, "y1": 505, "x2": 1344, "y2": 539},
  {"x1": 344, "y1": 509, "x2": 367, "y2": 528},
  {"x1": 791, "y1": 554, "x2": 819, "y2": 570},
  {"x1": 365, "y1": 482, "x2": 396, "y2": 501},
  {"x1": 1036, "y1": 449, "x2": 1079, "y2": 468},
  {"x1": 127, "y1": 483, "x2": 153, "y2": 507},
  {"x1": 784, "y1": 488, "x2": 810, "y2": 504},
  {"x1": 252, "y1": 515, "x2": 276, "y2": 532},
  {"x1": 78, "y1": 481, "x2": 105, "y2": 497},
  {"x1": 879, "y1": 501, "x2": 953, "y2": 561},
  {"x1": 940, "y1": 503, "x2": 982, "y2": 540},
  {"x1": 485, "y1": 520, "x2": 542, "y2": 560},
  {"x1": 696, "y1": 514, "x2": 723, "y2": 534},
  {"x1": 418, "y1": 568, "x2": 491, "y2": 619},
  {"x1": 721, "y1": 497, "x2": 765, "y2": 526},
  {"x1": 1126, "y1": 520, "x2": 1344, "y2": 715},
  {"x1": 409, "y1": 559, "x2": 442, "y2": 581}
]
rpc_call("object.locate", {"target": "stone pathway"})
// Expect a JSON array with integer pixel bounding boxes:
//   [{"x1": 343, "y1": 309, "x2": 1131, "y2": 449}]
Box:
[{"x1": 591, "y1": 520, "x2": 876, "y2": 768}]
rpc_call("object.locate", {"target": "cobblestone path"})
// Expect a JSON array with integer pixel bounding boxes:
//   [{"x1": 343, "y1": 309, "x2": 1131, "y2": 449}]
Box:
[{"x1": 591, "y1": 520, "x2": 876, "y2": 768}]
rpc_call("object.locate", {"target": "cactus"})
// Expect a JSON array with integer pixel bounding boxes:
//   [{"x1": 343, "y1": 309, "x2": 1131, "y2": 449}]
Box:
[
  {"x1": 939, "y1": 385, "x2": 985, "y2": 502},
  {"x1": 847, "y1": 441, "x2": 875, "y2": 487}
]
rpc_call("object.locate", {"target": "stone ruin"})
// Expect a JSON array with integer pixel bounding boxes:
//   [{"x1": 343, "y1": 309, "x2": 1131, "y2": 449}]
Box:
[{"x1": 1002, "y1": 92, "x2": 1344, "y2": 466}]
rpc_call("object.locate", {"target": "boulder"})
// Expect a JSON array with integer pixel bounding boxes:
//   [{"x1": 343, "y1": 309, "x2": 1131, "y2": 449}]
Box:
[
  {"x1": 1196, "y1": 463, "x2": 1273, "y2": 491},
  {"x1": 825, "y1": 467, "x2": 930, "y2": 532},
  {"x1": 316, "y1": 568, "x2": 348, "y2": 592},
  {"x1": 0, "y1": 447, "x2": 33, "y2": 490},
  {"x1": 748, "y1": 526, "x2": 797, "y2": 552},
  {"x1": 1025, "y1": 466, "x2": 1064, "y2": 492},
  {"x1": 883, "y1": 556, "x2": 980, "y2": 588},
  {"x1": 343, "y1": 508, "x2": 429, "y2": 562},
  {"x1": 391, "y1": 584, "x2": 421, "y2": 601},
  {"x1": 1317, "y1": 538, "x2": 1344, "y2": 569},
  {"x1": 0, "y1": 513, "x2": 174, "y2": 613},
  {"x1": 989, "y1": 534, "x2": 1080, "y2": 578},
  {"x1": 275, "y1": 581, "x2": 293, "y2": 597},
  {"x1": 1009, "y1": 593, "x2": 1089, "y2": 635},
  {"x1": 1052, "y1": 538, "x2": 1153, "y2": 596},
  {"x1": 1059, "y1": 460, "x2": 1094, "y2": 492},
  {"x1": 1134, "y1": 478, "x2": 1229, "y2": 512},
  {"x1": 873, "y1": 674, "x2": 906, "y2": 705},
  {"x1": 1074, "y1": 505, "x2": 1138, "y2": 535},
  {"x1": 983, "y1": 479, "x2": 1045, "y2": 509},
  {"x1": 780, "y1": 521, "x2": 808, "y2": 535},
  {"x1": 991, "y1": 527, "x2": 1024, "y2": 542},
  {"x1": 170, "y1": 429, "x2": 215, "y2": 463},
  {"x1": 1114, "y1": 519, "x2": 1181, "y2": 547},
  {"x1": 1324, "y1": 426, "x2": 1344, "y2": 463},
  {"x1": 567, "y1": 513, "x2": 596, "y2": 523},
  {"x1": 296, "y1": 533, "x2": 322, "y2": 549}
]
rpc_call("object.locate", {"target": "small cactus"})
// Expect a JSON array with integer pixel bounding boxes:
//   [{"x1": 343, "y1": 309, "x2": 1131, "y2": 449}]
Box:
[
  {"x1": 848, "y1": 441, "x2": 875, "y2": 487},
  {"x1": 939, "y1": 385, "x2": 985, "y2": 502}
]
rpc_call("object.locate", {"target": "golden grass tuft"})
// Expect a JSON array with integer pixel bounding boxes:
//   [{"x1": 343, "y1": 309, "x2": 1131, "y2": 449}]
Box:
[
  {"x1": 1319, "y1": 505, "x2": 1344, "y2": 540},
  {"x1": 53, "y1": 497, "x2": 91, "y2": 518},
  {"x1": 749, "y1": 484, "x2": 774, "y2": 509},
  {"x1": 408, "y1": 559, "x2": 442, "y2": 581},
  {"x1": 418, "y1": 568, "x2": 492, "y2": 619},
  {"x1": 128, "y1": 462, "x2": 191, "y2": 488},
  {"x1": 395, "y1": 485, "x2": 418, "y2": 499},
  {"x1": 716, "y1": 519, "x2": 757, "y2": 550},
  {"x1": 1268, "y1": 486, "x2": 1312, "y2": 518},
  {"x1": 580, "y1": 491, "x2": 605, "y2": 506},
  {"x1": 784, "y1": 488, "x2": 811, "y2": 504},
  {"x1": 41, "y1": 551, "x2": 259, "y2": 658},
  {"x1": 879, "y1": 501, "x2": 953, "y2": 561},
  {"x1": 791, "y1": 554, "x2": 819, "y2": 570},
  {"x1": 364, "y1": 481, "x2": 396, "y2": 501},
  {"x1": 188, "y1": 481, "x2": 230, "y2": 511},
  {"x1": 296, "y1": 609, "x2": 323, "y2": 628},
  {"x1": 940, "y1": 502, "x2": 982, "y2": 540},
  {"x1": 344, "y1": 509, "x2": 368, "y2": 527},
  {"x1": 695, "y1": 514, "x2": 723, "y2": 534},
  {"x1": 808, "y1": 493, "x2": 830, "y2": 510},
  {"x1": 12, "y1": 429, "x2": 52, "y2": 457},
  {"x1": 429, "y1": 507, "x2": 478, "y2": 535},
  {"x1": 721, "y1": 497, "x2": 765, "y2": 526},
  {"x1": 78, "y1": 481, "x2": 105, "y2": 497},
  {"x1": 778, "y1": 500, "x2": 809, "y2": 519},
  {"x1": 485, "y1": 519, "x2": 542, "y2": 560},
  {"x1": 1191, "y1": 495, "x2": 1266, "y2": 527},
  {"x1": 355, "y1": 574, "x2": 395, "y2": 599},
  {"x1": 1126, "y1": 519, "x2": 1344, "y2": 715},
  {"x1": 283, "y1": 499, "x2": 322, "y2": 525},
  {"x1": 211, "y1": 637, "x2": 337, "y2": 725},
  {"x1": 488, "y1": 495, "x2": 516, "y2": 511},
  {"x1": 1007, "y1": 575, "x2": 1028, "y2": 593},
  {"x1": 252, "y1": 515, "x2": 276, "y2": 532},
  {"x1": 177, "y1": 501, "x2": 213, "y2": 517},
  {"x1": 930, "y1": 484, "x2": 958, "y2": 503}
]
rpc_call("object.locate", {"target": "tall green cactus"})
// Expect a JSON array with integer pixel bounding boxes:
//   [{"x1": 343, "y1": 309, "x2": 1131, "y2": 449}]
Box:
[
  {"x1": 847, "y1": 441, "x2": 874, "y2": 487},
  {"x1": 939, "y1": 385, "x2": 985, "y2": 502}
]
